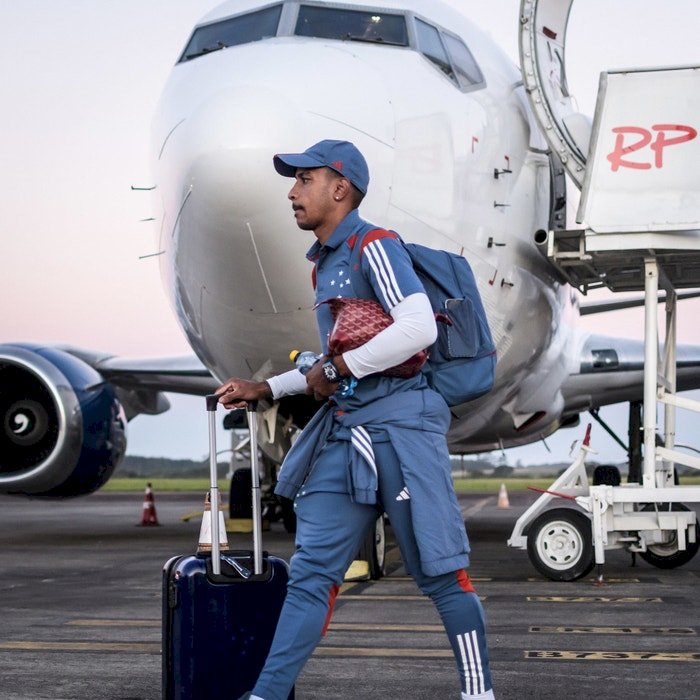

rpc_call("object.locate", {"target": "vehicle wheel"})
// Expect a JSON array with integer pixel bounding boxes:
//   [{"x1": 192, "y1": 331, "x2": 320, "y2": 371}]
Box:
[
  {"x1": 359, "y1": 515, "x2": 386, "y2": 580},
  {"x1": 639, "y1": 504, "x2": 700, "y2": 569},
  {"x1": 527, "y1": 508, "x2": 594, "y2": 581},
  {"x1": 229, "y1": 468, "x2": 252, "y2": 519},
  {"x1": 592, "y1": 465, "x2": 621, "y2": 486}
]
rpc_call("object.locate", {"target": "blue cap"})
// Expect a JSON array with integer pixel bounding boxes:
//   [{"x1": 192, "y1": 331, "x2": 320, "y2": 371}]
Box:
[{"x1": 273, "y1": 139, "x2": 369, "y2": 194}]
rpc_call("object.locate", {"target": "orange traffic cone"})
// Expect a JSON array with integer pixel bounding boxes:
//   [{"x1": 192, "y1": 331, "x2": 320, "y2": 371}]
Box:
[
  {"x1": 497, "y1": 482, "x2": 510, "y2": 508},
  {"x1": 140, "y1": 482, "x2": 160, "y2": 526},
  {"x1": 197, "y1": 491, "x2": 229, "y2": 553}
]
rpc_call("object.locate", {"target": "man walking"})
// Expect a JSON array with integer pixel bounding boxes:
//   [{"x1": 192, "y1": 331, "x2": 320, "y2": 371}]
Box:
[{"x1": 216, "y1": 139, "x2": 494, "y2": 700}]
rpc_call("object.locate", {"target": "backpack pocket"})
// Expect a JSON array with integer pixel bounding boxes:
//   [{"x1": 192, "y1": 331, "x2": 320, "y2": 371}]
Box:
[{"x1": 436, "y1": 298, "x2": 478, "y2": 359}]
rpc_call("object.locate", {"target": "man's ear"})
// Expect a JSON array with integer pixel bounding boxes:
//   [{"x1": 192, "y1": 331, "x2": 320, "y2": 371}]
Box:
[{"x1": 333, "y1": 177, "x2": 352, "y2": 201}]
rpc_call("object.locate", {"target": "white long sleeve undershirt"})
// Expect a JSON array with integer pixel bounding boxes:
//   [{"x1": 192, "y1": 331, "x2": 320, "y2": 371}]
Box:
[
  {"x1": 343, "y1": 292, "x2": 436, "y2": 379},
  {"x1": 266, "y1": 292, "x2": 436, "y2": 399}
]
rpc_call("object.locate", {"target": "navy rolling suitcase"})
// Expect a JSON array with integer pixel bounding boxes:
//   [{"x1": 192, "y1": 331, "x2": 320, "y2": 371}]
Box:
[{"x1": 162, "y1": 397, "x2": 293, "y2": 699}]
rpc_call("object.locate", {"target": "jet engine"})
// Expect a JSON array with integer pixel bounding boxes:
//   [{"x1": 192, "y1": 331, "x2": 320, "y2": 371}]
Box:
[{"x1": 0, "y1": 344, "x2": 126, "y2": 497}]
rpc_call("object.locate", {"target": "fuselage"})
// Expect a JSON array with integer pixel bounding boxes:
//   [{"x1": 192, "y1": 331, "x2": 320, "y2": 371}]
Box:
[{"x1": 152, "y1": 0, "x2": 582, "y2": 451}]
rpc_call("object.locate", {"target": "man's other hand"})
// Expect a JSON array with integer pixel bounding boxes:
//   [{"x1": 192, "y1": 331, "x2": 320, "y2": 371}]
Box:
[{"x1": 215, "y1": 378, "x2": 272, "y2": 409}]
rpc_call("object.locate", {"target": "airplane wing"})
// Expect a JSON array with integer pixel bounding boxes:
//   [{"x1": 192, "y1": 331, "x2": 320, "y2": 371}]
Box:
[
  {"x1": 562, "y1": 333, "x2": 700, "y2": 416},
  {"x1": 579, "y1": 291, "x2": 700, "y2": 315},
  {"x1": 60, "y1": 347, "x2": 218, "y2": 418}
]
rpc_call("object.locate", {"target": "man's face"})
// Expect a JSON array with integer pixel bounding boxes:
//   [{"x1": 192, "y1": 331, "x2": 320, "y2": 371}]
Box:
[{"x1": 287, "y1": 167, "x2": 337, "y2": 231}]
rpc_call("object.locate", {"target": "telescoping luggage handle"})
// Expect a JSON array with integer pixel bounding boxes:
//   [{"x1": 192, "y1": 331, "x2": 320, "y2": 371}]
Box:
[{"x1": 205, "y1": 395, "x2": 262, "y2": 577}]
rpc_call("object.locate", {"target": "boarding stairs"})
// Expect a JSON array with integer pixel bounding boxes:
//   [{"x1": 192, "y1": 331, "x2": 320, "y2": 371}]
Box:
[{"x1": 509, "y1": 0, "x2": 700, "y2": 580}]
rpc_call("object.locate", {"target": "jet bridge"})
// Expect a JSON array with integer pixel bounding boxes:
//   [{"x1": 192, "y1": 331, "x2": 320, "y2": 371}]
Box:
[{"x1": 512, "y1": 0, "x2": 700, "y2": 580}]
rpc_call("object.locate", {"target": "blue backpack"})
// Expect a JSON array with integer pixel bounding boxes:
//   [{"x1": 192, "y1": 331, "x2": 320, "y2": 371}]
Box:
[{"x1": 349, "y1": 229, "x2": 496, "y2": 407}]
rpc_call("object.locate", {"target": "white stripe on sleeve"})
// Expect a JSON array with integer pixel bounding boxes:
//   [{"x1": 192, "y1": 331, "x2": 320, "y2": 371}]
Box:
[{"x1": 364, "y1": 241, "x2": 403, "y2": 308}]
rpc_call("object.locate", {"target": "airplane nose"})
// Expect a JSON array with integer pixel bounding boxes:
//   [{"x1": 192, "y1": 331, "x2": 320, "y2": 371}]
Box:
[
  {"x1": 158, "y1": 84, "x2": 319, "y2": 317},
  {"x1": 154, "y1": 42, "x2": 395, "y2": 315}
]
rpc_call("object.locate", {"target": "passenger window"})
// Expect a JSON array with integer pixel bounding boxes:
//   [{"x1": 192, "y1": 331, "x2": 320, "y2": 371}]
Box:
[
  {"x1": 180, "y1": 4, "x2": 282, "y2": 62},
  {"x1": 442, "y1": 33, "x2": 483, "y2": 88},
  {"x1": 415, "y1": 19, "x2": 456, "y2": 85},
  {"x1": 295, "y1": 5, "x2": 408, "y2": 46}
]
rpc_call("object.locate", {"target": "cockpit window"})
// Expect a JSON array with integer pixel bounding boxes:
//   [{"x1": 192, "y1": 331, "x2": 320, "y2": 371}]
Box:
[
  {"x1": 442, "y1": 32, "x2": 483, "y2": 88},
  {"x1": 180, "y1": 4, "x2": 282, "y2": 62},
  {"x1": 415, "y1": 18, "x2": 484, "y2": 91},
  {"x1": 295, "y1": 5, "x2": 408, "y2": 46},
  {"x1": 415, "y1": 18, "x2": 456, "y2": 83}
]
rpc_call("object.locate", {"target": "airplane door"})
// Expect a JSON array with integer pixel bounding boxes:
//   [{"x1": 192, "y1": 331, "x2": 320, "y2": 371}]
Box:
[{"x1": 519, "y1": 0, "x2": 588, "y2": 188}]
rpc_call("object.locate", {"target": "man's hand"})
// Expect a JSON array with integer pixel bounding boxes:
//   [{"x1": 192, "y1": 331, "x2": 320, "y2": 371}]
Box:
[
  {"x1": 215, "y1": 378, "x2": 272, "y2": 409},
  {"x1": 304, "y1": 356, "x2": 339, "y2": 401}
]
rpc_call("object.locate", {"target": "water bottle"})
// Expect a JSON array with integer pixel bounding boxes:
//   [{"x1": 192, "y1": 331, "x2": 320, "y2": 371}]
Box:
[{"x1": 289, "y1": 350, "x2": 357, "y2": 398}]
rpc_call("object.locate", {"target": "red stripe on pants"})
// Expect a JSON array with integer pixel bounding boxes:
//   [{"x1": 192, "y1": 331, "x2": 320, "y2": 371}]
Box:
[{"x1": 321, "y1": 584, "x2": 340, "y2": 636}]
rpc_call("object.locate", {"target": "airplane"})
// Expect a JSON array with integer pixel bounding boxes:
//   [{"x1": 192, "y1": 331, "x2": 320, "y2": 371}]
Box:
[{"x1": 2, "y1": 0, "x2": 699, "y2": 577}]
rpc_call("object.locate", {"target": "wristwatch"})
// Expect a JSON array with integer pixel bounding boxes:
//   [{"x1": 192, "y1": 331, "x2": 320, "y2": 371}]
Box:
[{"x1": 321, "y1": 358, "x2": 342, "y2": 383}]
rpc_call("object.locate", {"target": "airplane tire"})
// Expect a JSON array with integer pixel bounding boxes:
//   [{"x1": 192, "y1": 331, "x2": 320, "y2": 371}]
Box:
[
  {"x1": 359, "y1": 515, "x2": 386, "y2": 580},
  {"x1": 527, "y1": 508, "x2": 594, "y2": 581},
  {"x1": 639, "y1": 504, "x2": 700, "y2": 569}
]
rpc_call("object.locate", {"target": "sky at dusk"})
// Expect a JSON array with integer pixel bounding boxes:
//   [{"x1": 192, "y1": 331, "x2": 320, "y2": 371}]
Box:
[{"x1": 1, "y1": 1, "x2": 699, "y2": 467}]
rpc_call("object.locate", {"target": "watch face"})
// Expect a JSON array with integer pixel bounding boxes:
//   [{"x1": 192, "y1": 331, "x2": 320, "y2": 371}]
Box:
[{"x1": 322, "y1": 361, "x2": 339, "y2": 382}]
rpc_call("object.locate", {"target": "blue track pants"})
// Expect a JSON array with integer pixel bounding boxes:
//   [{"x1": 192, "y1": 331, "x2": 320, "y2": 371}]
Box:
[{"x1": 253, "y1": 439, "x2": 493, "y2": 699}]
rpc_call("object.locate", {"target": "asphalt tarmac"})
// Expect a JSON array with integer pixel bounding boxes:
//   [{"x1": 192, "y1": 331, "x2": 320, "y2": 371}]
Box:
[{"x1": 0, "y1": 488, "x2": 698, "y2": 700}]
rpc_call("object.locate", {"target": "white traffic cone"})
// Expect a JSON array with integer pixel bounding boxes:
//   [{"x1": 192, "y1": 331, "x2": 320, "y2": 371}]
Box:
[
  {"x1": 497, "y1": 482, "x2": 510, "y2": 508},
  {"x1": 139, "y1": 482, "x2": 160, "y2": 526},
  {"x1": 197, "y1": 491, "x2": 229, "y2": 552}
]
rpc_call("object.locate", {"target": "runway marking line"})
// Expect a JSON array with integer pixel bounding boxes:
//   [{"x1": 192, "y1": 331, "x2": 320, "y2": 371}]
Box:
[
  {"x1": 461, "y1": 496, "x2": 493, "y2": 519},
  {"x1": 63, "y1": 619, "x2": 452, "y2": 634},
  {"x1": 527, "y1": 577, "x2": 641, "y2": 583},
  {"x1": 0, "y1": 641, "x2": 160, "y2": 653},
  {"x1": 328, "y1": 623, "x2": 444, "y2": 632},
  {"x1": 66, "y1": 619, "x2": 159, "y2": 627},
  {"x1": 316, "y1": 647, "x2": 452, "y2": 658},
  {"x1": 529, "y1": 625, "x2": 696, "y2": 636},
  {"x1": 525, "y1": 650, "x2": 700, "y2": 662},
  {"x1": 339, "y1": 594, "x2": 486, "y2": 602},
  {"x1": 527, "y1": 596, "x2": 662, "y2": 603},
  {"x1": 381, "y1": 576, "x2": 492, "y2": 583}
]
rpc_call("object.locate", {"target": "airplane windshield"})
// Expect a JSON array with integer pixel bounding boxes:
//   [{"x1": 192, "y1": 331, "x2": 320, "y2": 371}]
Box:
[
  {"x1": 180, "y1": 4, "x2": 283, "y2": 62},
  {"x1": 295, "y1": 6, "x2": 408, "y2": 46}
]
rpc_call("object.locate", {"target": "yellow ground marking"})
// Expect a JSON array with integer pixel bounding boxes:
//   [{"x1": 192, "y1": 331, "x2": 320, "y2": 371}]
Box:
[
  {"x1": 65, "y1": 619, "x2": 447, "y2": 634},
  {"x1": 328, "y1": 623, "x2": 444, "y2": 632},
  {"x1": 339, "y1": 594, "x2": 426, "y2": 601},
  {"x1": 530, "y1": 625, "x2": 695, "y2": 635},
  {"x1": 461, "y1": 496, "x2": 493, "y2": 519},
  {"x1": 0, "y1": 641, "x2": 160, "y2": 653},
  {"x1": 527, "y1": 577, "x2": 640, "y2": 583},
  {"x1": 382, "y1": 576, "x2": 492, "y2": 583},
  {"x1": 179, "y1": 510, "x2": 202, "y2": 522},
  {"x1": 525, "y1": 650, "x2": 700, "y2": 661},
  {"x1": 527, "y1": 596, "x2": 662, "y2": 603},
  {"x1": 66, "y1": 619, "x2": 159, "y2": 627},
  {"x1": 316, "y1": 647, "x2": 453, "y2": 658},
  {"x1": 339, "y1": 594, "x2": 486, "y2": 602}
]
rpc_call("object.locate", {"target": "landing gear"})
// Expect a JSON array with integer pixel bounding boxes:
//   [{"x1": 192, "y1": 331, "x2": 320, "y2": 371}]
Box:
[
  {"x1": 359, "y1": 515, "x2": 386, "y2": 580},
  {"x1": 527, "y1": 508, "x2": 595, "y2": 581},
  {"x1": 638, "y1": 504, "x2": 700, "y2": 569},
  {"x1": 229, "y1": 467, "x2": 252, "y2": 519}
]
